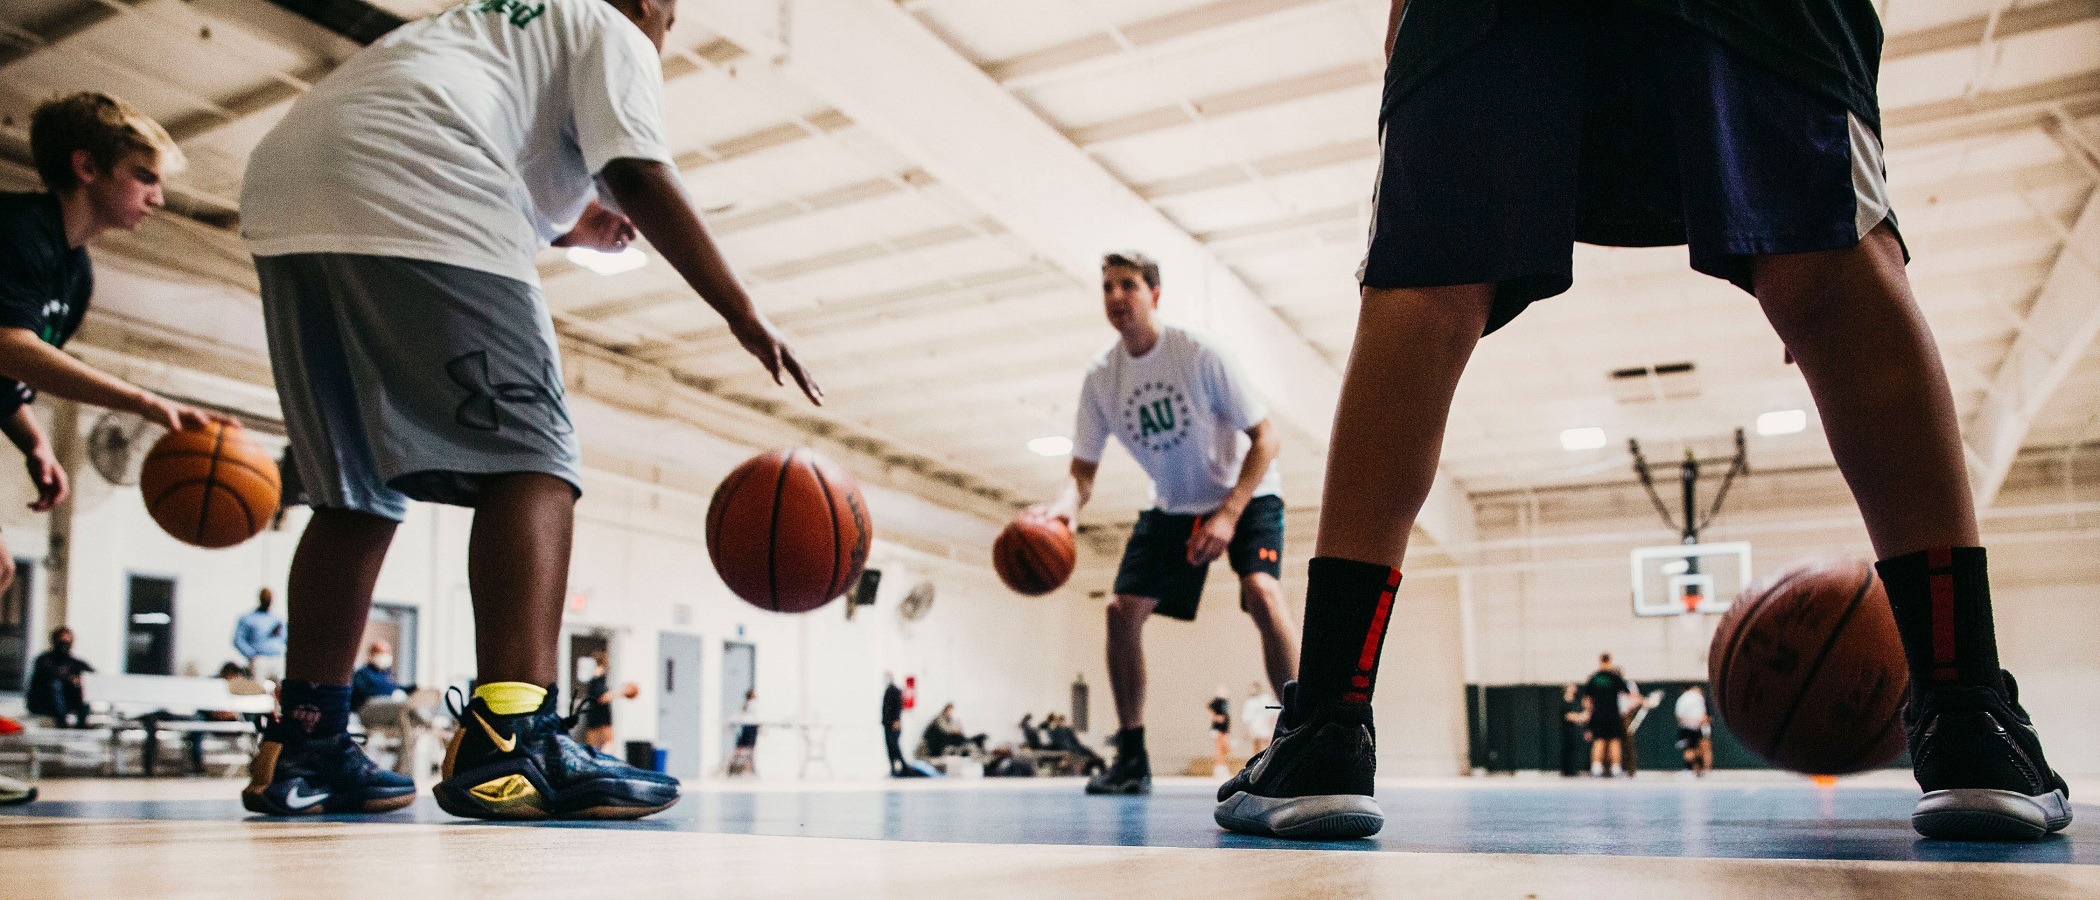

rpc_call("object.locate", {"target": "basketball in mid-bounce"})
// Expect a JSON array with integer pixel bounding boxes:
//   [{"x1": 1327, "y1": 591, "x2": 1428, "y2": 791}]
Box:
[
  {"x1": 1708, "y1": 558, "x2": 1909, "y2": 775},
  {"x1": 706, "y1": 448, "x2": 872, "y2": 613},
  {"x1": 993, "y1": 512, "x2": 1075, "y2": 596},
  {"x1": 140, "y1": 421, "x2": 281, "y2": 549}
]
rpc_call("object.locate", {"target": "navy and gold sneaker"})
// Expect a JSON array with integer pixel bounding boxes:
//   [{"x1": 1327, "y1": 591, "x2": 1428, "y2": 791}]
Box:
[
  {"x1": 1214, "y1": 682, "x2": 1382, "y2": 840},
  {"x1": 1908, "y1": 670, "x2": 2072, "y2": 841},
  {"x1": 242, "y1": 723, "x2": 416, "y2": 816},
  {"x1": 433, "y1": 688, "x2": 679, "y2": 820}
]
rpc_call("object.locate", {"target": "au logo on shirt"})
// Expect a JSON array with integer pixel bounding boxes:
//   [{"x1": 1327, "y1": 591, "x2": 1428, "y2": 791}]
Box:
[
  {"x1": 38, "y1": 298, "x2": 69, "y2": 345},
  {"x1": 1120, "y1": 381, "x2": 1192, "y2": 455}
]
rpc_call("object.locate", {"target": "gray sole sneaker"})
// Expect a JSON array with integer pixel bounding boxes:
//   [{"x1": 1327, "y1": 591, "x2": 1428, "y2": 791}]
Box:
[
  {"x1": 1214, "y1": 790, "x2": 1383, "y2": 839},
  {"x1": 1913, "y1": 788, "x2": 2072, "y2": 841}
]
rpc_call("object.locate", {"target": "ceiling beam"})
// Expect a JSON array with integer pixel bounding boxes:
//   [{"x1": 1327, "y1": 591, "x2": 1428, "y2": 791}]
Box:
[
  {"x1": 1883, "y1": 0, "x2": 2100, "y2": 58},
  {"x1": 1963, "y1": 187, "x2": 2100, "y2": 505},
  {"x1": 0, "y1": 0, "x2": 137, "y2": 70},
  {"x1": 688, "y1": 0, "x2": 1475, "y2": 548},
  {"x1": 982, "y1": 0, "x2": 1334, "y2": 85}
]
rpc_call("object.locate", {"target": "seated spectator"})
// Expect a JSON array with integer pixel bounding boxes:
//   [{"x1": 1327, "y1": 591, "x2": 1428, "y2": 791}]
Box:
[
  {"x1": 27, "y1": 627, "x2": 91, "y2": 728},
  {"x1": 1044, "y1": 713, "x2": 1104, "y2": 774},
  {"x1": 1019, "y1": 713, "x2": 1045, "y2": 750},
  {"x1": 920, "y1": 703, "x2": 987, "y2": 757},
  {"x1": 350, "y1": 641, "x2": 410, "y2": 712}
]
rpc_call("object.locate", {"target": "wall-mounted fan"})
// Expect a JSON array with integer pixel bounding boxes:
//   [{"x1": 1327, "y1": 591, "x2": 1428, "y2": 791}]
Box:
[
  {"x1": 86, "y1": 410, "x2": 154, "y2": 485},
  {"x1": 898, "y1": 579, "x2": 935, "y2": 622}
]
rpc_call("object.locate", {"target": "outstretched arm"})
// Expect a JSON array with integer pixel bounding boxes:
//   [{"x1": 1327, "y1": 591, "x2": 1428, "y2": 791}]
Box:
[
  {"x1": 599, "y1": 158, "x2": 821, "y2": 405},
  {"x1": 0, "y1": 329, "x2": 222, "y2": 431}
]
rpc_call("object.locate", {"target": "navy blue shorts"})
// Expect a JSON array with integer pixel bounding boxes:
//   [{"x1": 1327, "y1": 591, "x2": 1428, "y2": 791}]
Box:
[
  {"x1": 1112, "y1": 494, "x2": 1285, "y2": 622},
  {"x1": 1362, "y1": 0, "x2": 1902, "y2": 335}
]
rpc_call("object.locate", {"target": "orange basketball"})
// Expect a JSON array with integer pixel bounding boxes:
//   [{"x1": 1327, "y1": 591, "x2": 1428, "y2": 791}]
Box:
[
  {"x1": 139, "y1": 422, "x2": 280, "y2": 549},
  {"x1": 993, "y1": 512, "x2": 1075, "y2": 596},
  {"x1": 621, "y1": 682, "x2": 640, "y2": 700},
  {"x1": 1709, "y1": 558, "x2": 1909, "y2": 775},
  {"x1": 706, "y1": 448, "x2": 871, "y2": 613}
]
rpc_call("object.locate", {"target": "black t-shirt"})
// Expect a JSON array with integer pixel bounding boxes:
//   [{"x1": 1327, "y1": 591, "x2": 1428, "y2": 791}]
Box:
[
  {"x1": 1386, "y1": 0, "x2": 1885, "y2": 131},
  {"x1": 1583, "y1": 669, "x2": 1629, "y2": 719},
  {"x1": 0, "y1": 192, "x2": 91, "y2": 420},
  {"x1": 577, "y1": 675, "x2": 612, "y2": 727},
  {"x1": 1209, "y1": 697, "x2": 1230, "y2": 733}
]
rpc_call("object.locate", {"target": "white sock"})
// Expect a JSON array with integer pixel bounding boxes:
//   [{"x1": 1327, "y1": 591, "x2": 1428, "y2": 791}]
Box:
[
  {"x1": 1610, "y1": 765, "x2": 1624, "y2": 777},
  {"x1": 1591, "y1": 762, "x2": 1604, "y2": 776}
]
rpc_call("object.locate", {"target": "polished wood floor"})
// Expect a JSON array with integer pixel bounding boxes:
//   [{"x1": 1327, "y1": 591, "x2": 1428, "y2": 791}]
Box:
[{"x1": 4, "y1": 779, "x2": 2094, "y2": 899}]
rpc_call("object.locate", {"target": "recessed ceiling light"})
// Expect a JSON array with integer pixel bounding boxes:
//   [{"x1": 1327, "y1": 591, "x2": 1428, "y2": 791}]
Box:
[
  {"x1": 566, "y1": 245, "x2": 648, "y2": 275},
  {"x1": 1756, "y1": 409, "x2": 1808, "y2": 436},
  {"x1": 1028, "y1": 435, "x2": 1073, "y2": 457},
  {"x1": 1559, "y1": 426, "x2": 1607, "y2": 451}
]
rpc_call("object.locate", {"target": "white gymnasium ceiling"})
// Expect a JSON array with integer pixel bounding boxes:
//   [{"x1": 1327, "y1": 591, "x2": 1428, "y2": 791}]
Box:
[{"x1": 0, "y1": 0, "x2": 2096, "y2": 546}]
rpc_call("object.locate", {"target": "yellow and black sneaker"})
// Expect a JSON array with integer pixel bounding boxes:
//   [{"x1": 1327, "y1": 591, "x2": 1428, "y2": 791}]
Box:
[
  {"x1": 434, "y1": 687, "x2": 680, "y2": 820},
  {"x1": 241, "y1": 723, "x2": 416, "y2": 816}
]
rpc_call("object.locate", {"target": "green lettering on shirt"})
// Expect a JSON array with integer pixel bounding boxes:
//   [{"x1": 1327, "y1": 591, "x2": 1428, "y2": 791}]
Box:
[{"x1": 471, "y1": 0, "x2": 546, "y2": 29}]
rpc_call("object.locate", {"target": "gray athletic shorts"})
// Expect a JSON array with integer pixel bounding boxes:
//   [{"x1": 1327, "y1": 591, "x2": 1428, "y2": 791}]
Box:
[{"x1": 256, "y1": 252, "x2": 581, "y2": 522}]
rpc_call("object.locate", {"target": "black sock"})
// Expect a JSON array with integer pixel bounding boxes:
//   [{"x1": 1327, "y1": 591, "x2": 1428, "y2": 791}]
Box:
[
  {"x1": 271, "y1": 680, "x2": 351, "y2": 739},
  {"x1": 1875, "y1": 547, "x2": 2002, "y2": 690},
  {"x1": 1295, "y1": 556, "x2": 1403, "y2": 712},
  {"x1": 1118, "y1": 726, "x2": 1146, "y2": 758}
]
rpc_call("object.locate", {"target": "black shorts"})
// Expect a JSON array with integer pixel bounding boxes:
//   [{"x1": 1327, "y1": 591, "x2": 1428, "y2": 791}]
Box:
[
  {"x1": 1677, "y1": 727, "x2": 1706, "y2": 750},
  {"x1": 1361, "y1": 0, "x2": 1902, "y2": 335},
  {"x1": 1112, "y1": 494, "x2": 1285, "y2": 621},
  {"x1": 1588, "y1": 710, "x2": 1627, "y2": 741}
]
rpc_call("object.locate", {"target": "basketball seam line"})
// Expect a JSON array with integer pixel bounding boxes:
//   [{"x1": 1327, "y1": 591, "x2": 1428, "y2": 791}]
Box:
[
  {"x1": 708, "y1": 464, "x2": 756, "y2": 570},
  {"x1": 195, "y1": 428, "x2": 226, "y2": 544},
  {"x1": 1764, "y1": 571, "x2": 1876, "y2": 763},
  {"x1": 765, "y1": 450, "x2": 795, "y2": 613},
  {"x1": 1015, "y1": 528, "x2": 1056, "y2": 593},
  {"x1": 1713, "y1": 568, "x2": 1810, "y2": 725},
  {"x1": 144, "y1": 450, "x2": 278, "y2": 487},
  {"x1": 810, "y1": 455, "x2": 843, "y2": 602}
]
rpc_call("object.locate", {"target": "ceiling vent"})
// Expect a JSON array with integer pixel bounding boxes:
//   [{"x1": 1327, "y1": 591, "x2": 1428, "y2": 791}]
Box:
[{"x1": 1609, "y1": 361, "x2": 1701, "y2": 404}]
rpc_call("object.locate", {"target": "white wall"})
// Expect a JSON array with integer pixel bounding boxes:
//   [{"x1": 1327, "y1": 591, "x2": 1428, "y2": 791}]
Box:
[
  {"x1": 1461, "y1": 457, "x2": 2100, "y2": 780},
  {"x1": 4, "y1": 394, "x2": 1103, "y2": 781}
]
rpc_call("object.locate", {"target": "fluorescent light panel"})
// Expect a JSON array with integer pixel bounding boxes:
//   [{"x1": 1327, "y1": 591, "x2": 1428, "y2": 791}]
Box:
[
  {"x1": 1028, "y1": 435, "x2": 1073, "y2": 457},
  {"x1": 1559, "y1": 426, "x2": 1607, "y2": 451},
  {"x1": 566, "y1": 246, "x2": 648, "y2": 275},
  {"x1": 1757, "y1": 409, "x2": 1808, "y2": 436}
]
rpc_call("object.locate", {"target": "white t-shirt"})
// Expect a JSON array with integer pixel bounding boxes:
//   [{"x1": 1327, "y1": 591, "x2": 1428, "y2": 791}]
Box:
[
  {"x1": 1675, "y1": 690, "x2": 1709, "y2": 730},
  {"x1": 242, "y1": 0, "x2": 674, "y2": 284},
  {"x1": 1243, "y1": 694, "x2": 1278, "y2": 739},
  {"x1": 1073, "y1": 325, "x2": 1280, "y2": 515},
  {"x1": 1619, "y1": 679, "x2": 1643, "y2": 716}
]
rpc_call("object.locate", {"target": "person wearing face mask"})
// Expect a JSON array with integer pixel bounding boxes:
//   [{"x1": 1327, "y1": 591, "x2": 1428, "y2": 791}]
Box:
[
  {"x1": 27, "y1": 627, "x2": 92, "y2": 728},
  {"x1": 349, "y1": 640, "x2": 408, "y2": 712}
]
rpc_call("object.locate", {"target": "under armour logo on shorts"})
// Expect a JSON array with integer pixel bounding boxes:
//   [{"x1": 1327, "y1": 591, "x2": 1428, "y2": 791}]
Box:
[{"x1": 446, "y1": 351, "x2": 574, "y2": 435}]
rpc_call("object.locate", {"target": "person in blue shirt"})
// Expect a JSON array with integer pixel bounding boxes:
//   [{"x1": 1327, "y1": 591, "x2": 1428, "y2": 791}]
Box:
[
  {"x1": 232, "y1": 588, "x2": 287, "y2": 683},
  {"x1": 349, "y1": 640, "x2": 408, "y2": 712}
]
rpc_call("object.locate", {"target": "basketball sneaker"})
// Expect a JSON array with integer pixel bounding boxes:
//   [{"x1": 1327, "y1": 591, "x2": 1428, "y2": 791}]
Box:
[
  {"x1": 433, "y1": 689, "x2": 679, "y2": 820},
  {"x1": 1084, "y1": 739, "x2": 1151, "y2": 795},
  {"x1": 1213, "y1": 682, "x2": 1382, "y2": 840},
  {"x1": 0, "y1": 774, "x2": 36, "y2": 806},
  {"x1": 1907, "y1": 670, "x2": 2071, "y2": 841},
  {"x1": 242, "y1": 722, "x2": 416, "y2": 815}
]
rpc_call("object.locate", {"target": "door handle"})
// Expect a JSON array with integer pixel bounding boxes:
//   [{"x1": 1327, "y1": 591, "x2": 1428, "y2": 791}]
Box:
[{"x1": 664, "y1": 659, "x2": 675, "y2": 692}]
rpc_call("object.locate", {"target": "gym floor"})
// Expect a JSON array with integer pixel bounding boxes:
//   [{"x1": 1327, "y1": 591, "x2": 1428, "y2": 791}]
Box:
[{"x1": 7, "y1": 775, "x2": 2095, "y2": 898}]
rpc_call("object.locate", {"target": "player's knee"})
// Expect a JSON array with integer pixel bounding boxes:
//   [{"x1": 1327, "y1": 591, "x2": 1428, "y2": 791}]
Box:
[
  {"x1": 0, "y1": 556, "x2": 15, "y2": 594},
  {"x1": 1105, "y1": 595, "x2": 1150, "y2": 630}
]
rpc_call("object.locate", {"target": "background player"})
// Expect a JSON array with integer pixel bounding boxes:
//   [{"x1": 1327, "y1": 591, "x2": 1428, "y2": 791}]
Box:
[{"x1": 1040, "y1": 251, "x2": 1291, "y2": 796}]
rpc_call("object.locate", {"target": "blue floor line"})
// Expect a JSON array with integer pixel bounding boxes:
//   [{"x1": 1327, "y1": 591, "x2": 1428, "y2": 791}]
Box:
[{"x1": 6, "y1": 783, "x2": 2093, "y2": 865}]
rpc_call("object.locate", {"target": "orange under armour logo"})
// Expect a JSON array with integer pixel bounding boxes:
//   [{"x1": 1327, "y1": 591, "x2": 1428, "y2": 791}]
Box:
[{"x1": 1257, "y1": 548, "x2": 1279, "y2": 562}]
